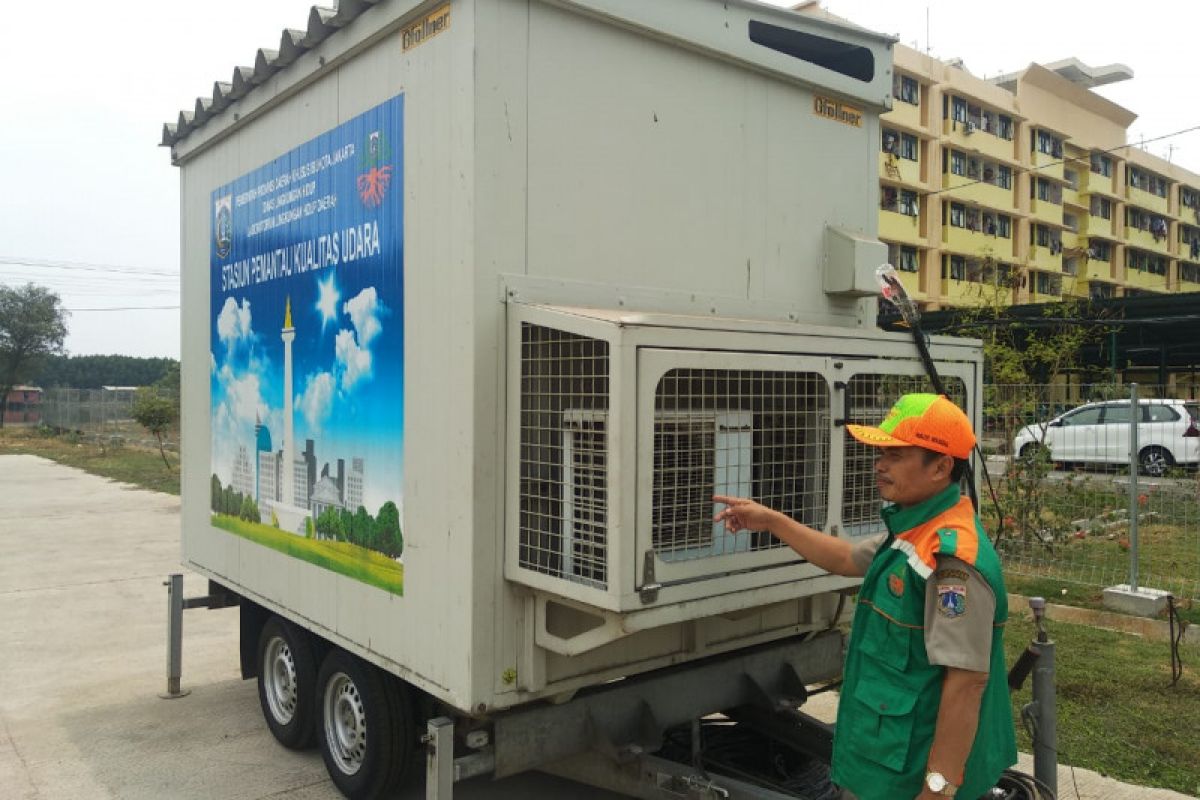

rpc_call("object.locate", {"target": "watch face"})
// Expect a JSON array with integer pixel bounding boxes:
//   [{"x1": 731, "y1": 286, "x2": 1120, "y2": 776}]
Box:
[{"x1": 927, "y1": 773, "x2": 948, "y2": 791}]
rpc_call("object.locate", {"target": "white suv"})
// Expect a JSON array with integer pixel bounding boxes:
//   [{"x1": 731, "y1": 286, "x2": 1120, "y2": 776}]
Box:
[{"x1": 1012, "y1": 399, "x2": 1200, "y2": 477}]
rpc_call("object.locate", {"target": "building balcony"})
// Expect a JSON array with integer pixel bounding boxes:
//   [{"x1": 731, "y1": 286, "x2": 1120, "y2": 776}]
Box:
[
  {"x1": 942, "y1": 172, "x2": 1014, "y2": 210},
  {"x1": 879, "y1": 209, "x2": 925, "y2": 246},
  {"x1": 1081, "y1": 216, "x2": 1114, "y2": 238},
  {"x1": 1125, "y1": 267, "x2": 1168, "y2": 291},
  {"x1": 1031, "y1": 149, "x2": 1064, "y2": 181},
  {"x1": 1062, "y1": 185, "x2": 1084, "y2": 209},
  {"x1": 941, "y1": 119, "x2": 1016, "y2": 163},
  {"x1": 1125, "y1": 227, "x2": 1172, "y2": 256},
  {"x1": 1028, "y1": 244, "x2": 1062, "y2": 272},
  {"x1": 1079, "y1": 170, "x2": 1118, "y2": 197},
  {"x1": 1126, "y1": 185, "x2": 1169, "y2": 215},
  {"x1": 879, "y1": 153, "x2": 922, "y2": 186},
  {"x1": 1029, "y1": 196, "x2": 1064, "y2": 225},
  {"x1": 1179, "y1": 262, "x2": 1200, "y2": 293},
  {"x1": 1061, "y1": 230, "x2": 1080, "y2": 251},
  {"x1": 883, "y1": 99, "x2": 923, "y2": 131},
  {"x1": 942, "y1": 225, "x2": 1015, "y2": 259},
  {"x1": 1080, "y1": 258, "x2": 1115, "y2": 282}
]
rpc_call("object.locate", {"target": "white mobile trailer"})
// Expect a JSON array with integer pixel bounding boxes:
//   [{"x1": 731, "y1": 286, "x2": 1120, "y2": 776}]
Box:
[{"x1": 164, "y1": 0, "x2": 982, "y2": 796}]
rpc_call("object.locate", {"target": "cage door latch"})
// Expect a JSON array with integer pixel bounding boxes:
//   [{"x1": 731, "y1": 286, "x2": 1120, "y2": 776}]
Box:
[{"x1": 639, "y1": 552, "x2": 661, "y2": 604}]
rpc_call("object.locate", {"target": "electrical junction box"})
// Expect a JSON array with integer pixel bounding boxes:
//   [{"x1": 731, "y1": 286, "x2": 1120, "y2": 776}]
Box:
[{"x1": 824, "y1": 225, "x2": 889, "y2": 297}]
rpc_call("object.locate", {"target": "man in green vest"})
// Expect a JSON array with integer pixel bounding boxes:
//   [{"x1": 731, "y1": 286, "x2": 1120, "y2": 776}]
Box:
[{"x1": 715, "y1": 393, "x2": 1016, "y2": 799}]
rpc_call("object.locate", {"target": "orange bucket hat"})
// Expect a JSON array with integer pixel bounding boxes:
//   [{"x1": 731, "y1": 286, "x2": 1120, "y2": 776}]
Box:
[{"x1": 846, "y1": 393, "x2": 975, "y2": 459}]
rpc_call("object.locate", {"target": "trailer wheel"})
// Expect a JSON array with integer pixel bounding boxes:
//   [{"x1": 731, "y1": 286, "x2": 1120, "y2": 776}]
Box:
[
  {"x1": 317, "y1": 649, "x2": 414, "y2": 799},
  {"x1": 257, "y1": 617, "x2": 317, "y2": 749}
]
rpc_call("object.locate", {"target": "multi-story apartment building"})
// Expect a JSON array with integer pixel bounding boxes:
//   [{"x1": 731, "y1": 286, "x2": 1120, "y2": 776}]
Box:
[{"x1": 859, "y1": 39, "x2": 1200, "y2": 310}]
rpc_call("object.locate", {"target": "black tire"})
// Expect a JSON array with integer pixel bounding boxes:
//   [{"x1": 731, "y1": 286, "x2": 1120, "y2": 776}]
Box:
[
  {"x1": 317, "y1": 649, "x2": 415, "y2": 799},
  {"x1": 1018, "y1": 443, "x2": 1044, "y2": 463},
  {"x1": 1139, "y1": 446, "x2": 1173, "y2": 477},
  {"x1": 257, "y1": 617, "x2": 318, "y2": 749}
]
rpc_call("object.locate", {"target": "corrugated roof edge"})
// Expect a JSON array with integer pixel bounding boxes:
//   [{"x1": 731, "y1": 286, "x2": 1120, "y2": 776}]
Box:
[{"x1": 159, "y1": 0, "x2": 382, "y2": 147}]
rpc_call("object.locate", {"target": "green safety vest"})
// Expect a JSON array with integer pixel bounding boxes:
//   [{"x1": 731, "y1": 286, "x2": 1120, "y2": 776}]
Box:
[{"x1": 831, "y1": 484, "x2": 1017, "y2": 800}]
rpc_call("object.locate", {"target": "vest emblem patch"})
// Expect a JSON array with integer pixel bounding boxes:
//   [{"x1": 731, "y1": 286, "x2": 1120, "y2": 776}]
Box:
[
  {"x1": 887, "y1": 572, "x2": 905, "y2": 598},
  {"x1": 937, "y1": 584, "x2": 967, "y2": 617}
]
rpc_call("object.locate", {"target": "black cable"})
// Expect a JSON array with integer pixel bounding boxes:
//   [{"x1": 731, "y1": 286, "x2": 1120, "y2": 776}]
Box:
[{"x1": 1168, "y1": 594, "x2": 1184, "y2": 687}]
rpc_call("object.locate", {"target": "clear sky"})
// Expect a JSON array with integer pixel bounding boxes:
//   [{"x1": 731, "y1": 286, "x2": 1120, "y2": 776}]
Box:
[{"x1": 1, "y1": 0, "x2": 1196, "y2": 359}]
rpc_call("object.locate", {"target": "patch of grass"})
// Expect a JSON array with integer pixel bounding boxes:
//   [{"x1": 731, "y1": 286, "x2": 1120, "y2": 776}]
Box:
[
  {"x1": 212, "y1": 514, "x2": 403, "y2": 595},
  {"x1": 1004, "y1": 615, "x2": 1200, "y2": 796},
  {"x1": 0, "y1": 426, "x2": 179, "y2": 494}
]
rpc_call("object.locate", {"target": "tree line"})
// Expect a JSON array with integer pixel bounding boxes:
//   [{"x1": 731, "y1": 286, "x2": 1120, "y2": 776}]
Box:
[
  {"x1": 211, "y1": 474, "x2": 403, "y2": 560},
  {"x1": 35, "y1": 354, "x2": 178, "y2": 389}
]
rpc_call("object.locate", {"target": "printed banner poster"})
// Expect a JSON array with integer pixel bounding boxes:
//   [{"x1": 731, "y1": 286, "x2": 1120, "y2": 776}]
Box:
[{"x1": 209, "y1": 95, "x2": 405, "y2": 595}]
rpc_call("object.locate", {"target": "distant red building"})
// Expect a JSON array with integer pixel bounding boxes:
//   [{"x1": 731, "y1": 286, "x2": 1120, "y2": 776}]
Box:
[{"x1": 3, "y1": 386, "x2": 43, "y2": 425}]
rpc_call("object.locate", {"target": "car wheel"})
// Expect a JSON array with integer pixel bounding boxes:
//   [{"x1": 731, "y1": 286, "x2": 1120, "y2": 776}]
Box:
[
  {"x1": 317, "y1": 649, "x2": 415, "y2": 799},
  {"x1": 257, "y1": 617, "x2": 317, "y2": 749},
  {"x1": 1018, "y1": 443, "x2": 1044, "y2": 464},
  {"x1": 1138, "y1": 446, "x2": 1173, "y2": 477}
]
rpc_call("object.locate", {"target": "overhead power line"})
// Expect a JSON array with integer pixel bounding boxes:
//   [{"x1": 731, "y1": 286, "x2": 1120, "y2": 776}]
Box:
[{"x1": 0, "y1": 256, "x2": 179, "y2": 278}]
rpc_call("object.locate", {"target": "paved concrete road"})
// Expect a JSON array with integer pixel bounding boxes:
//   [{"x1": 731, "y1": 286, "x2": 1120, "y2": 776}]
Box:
[{"x1": 0, "y1": 456, "x2": 620, "y2": 800}]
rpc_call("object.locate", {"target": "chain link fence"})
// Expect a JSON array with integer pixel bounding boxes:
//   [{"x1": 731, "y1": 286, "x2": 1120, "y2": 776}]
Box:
[
  {"x1": 39, "y1": 387, "x2": 179, "y2": 452},
  {"x1": 980, "y1": 382, "x2": 1200, "y2": 602}
]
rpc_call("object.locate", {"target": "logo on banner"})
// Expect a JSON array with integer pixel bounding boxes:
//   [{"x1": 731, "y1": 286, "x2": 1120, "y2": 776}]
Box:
[
  {"x1": 214, "y1": 195, "x2": 233, "y2": 259},
  {"x1": 356, "y1": 130, "x2": 394, "y2": 208}
]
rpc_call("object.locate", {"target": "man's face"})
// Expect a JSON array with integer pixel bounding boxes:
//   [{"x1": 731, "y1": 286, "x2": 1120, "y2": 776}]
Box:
[{"x1": 874, "y1": 446, "x2": 951, "y2": 507}]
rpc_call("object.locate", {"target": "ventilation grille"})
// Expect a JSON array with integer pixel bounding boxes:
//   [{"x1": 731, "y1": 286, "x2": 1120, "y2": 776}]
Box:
[
  {"x1": 841, "y1": 375, "x2": 968, "y2": 536},
  {"x1": 652, "y1": 369, "x2": 829, "y2": 563},
  {"x1": 519, "y1": 324, "x2": 610, "y2": 587}
]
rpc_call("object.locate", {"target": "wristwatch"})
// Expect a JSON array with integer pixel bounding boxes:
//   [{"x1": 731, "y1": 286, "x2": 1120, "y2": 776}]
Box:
[{"x1": 925, "y1": 771, "x2": 958, "y2": 797}]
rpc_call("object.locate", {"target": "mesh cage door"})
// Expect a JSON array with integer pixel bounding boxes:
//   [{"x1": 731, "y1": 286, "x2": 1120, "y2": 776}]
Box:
[
  {"x1": 836, "y1": 361, "x2": 975, "y2": 540},
  {"x1": 636, "y1": 348, "x2": 832, "y2": 590}
]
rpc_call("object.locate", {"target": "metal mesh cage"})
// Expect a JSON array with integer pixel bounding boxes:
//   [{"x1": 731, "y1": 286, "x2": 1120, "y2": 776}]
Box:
[
  {"x1": 652, "y1": 369, "x2": 830, "y2": 562},
  {"x1": 841, "y1": 375, "x2": 968, "y2": 536},
  {"x1": 519, "y1": 324, "x2": 611, "y2": 588}
]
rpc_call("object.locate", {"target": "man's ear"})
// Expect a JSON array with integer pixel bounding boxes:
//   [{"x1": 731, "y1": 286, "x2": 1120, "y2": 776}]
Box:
[{"x1": 933, "y1": 453, "x2": 953, "y2": 481}]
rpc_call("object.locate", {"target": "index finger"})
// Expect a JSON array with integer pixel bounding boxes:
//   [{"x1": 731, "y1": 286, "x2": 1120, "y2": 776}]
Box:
[{"x1": 712, "y1": 495, "x2": 747, "y2": 507}]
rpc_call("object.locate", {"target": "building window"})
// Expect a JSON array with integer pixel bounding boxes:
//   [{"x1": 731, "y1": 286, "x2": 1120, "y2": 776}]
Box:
[
  {"x1": 900, "y1": 133, "x2": 918, "y2": 161},
  {"x1": 1034, "y1": 129, "x2": 1063, "y2": 158},
  {"x1": 1063, "y1": 257, "x2": 1078, "y2": 276},
  {"x1": 899, "y1": 189, "x2": 918, "y2": 217},
  {"x1": 1033, "y1": 177, "x2": 1061, "y2": 204},
  {"x1": 950, "y1": 150, "x2": 966, "y2": 176},
  {"x1": 1182, "y1": 263, "x2": 1200, "y2": 283},
  {"x1": 1034, "y1": 224, "x2": 1062, "y2": 252},
  {"x1": 1127, "y1": 249, "x2": 1167, "y2": 275},
  {"x1": 981, "y1": 213, "x2": 1011, "y2": 238},
  {"x1": 948, "y1": 202, "x2": 966, "y2": 228},
  {"x1": 1090, "y1": 282, "x2": 1114, "y2": 299},
  {"x1": 1063, "y1": 212, "x2": 1079, "y2": 232},
  {"x1": 1090, "y1": 153, "x2": 1113, "y2": 176},
  {"x1": 944, "y1": 254, "x2": 967, "y2": 280},
  {"x1": 951, "y1": 96, "x2": 968, "y2": 123},
  {"x1": 997, "y1": 114, "x2": 1014, "y2": 140},
  {"x1": 1091, "y1": 196, "x2": 1112, "y2": 219},
  {"x1": 889, "y1": 243, "x2": 919, "y2": 272},
  {"x1": 1063, "y1": 168, "x2": 1079, "y2": 190},
  {"x1": 995, "y1": 164, "x2": 1012, "y2": 189},
  {"x1": 1088, "y1": 241, "x2": 1111, "y2": 262},
  {"x1": 1128, "y1": 166, "x2": 1169, "y2": 198},
  {"x1": 882, "y1": 129, "x2": 898, "y2": 155},
  {"x1": 1036, "y1": 272, "x2": 1062, "y2": 296},
  {"x1": 895, "y1": 74, "x2": 919, "y2": 105},
  {"x1": 1182, "y1": 187, "x2": 1200, "y2": 210}
]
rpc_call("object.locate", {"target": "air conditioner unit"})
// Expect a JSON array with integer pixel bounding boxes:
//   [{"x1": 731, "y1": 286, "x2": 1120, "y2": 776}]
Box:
[{"x1": 964, "y1": 121, "x2": 976, "y2": 134}]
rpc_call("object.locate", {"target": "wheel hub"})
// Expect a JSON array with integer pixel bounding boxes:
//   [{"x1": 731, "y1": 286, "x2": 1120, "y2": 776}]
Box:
[
  {"x1": 324, "y1": 673, "x2": 367, "y2": 775},
  {"x1": 264, "y1": 638, "x2": 298, "y2": 724}
]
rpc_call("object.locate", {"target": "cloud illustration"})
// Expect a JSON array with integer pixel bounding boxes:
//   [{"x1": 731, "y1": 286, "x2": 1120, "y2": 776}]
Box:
[
  {"x1": 217, "y1": 297, "x2": 253, "y2": 345},
  {"x1": 297, "y1": 371, "x2": 335, "y2": 431},
  {"x1": 219, "y1": 365, "x2": 266, "y2": 424},
  {"x1": 334, "y1": 287, "x2": 386, "y2": 392},
  {"x1": 335, "y1": 329, "x2": 372, "y2": 392},
  {"x1": 343, "y1": 288, "x2": 382, "y2": 346}
]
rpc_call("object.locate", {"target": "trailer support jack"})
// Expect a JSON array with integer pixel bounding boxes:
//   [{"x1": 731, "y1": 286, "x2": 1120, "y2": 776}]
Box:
[{"x1": 159, "y1": 573, "x2": 240, "y2": 699}]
